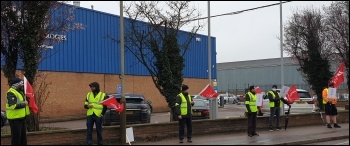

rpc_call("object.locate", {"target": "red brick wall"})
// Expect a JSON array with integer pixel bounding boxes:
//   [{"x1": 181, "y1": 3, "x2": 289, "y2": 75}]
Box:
[
  {"x1": 1, "y1": 111, "x2": 348, "y2": 145},
  {"x1": 1, "y1": 71, "x2": 209, "y2": 121}
]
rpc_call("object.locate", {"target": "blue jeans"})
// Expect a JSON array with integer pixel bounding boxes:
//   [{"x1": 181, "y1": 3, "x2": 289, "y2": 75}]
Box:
[
  {"x1": 86, "y1": 115, "x2": 103, "y2": 145},
  {"x1": 179, "y1": 116, "x2": 192, "y2": 140}
]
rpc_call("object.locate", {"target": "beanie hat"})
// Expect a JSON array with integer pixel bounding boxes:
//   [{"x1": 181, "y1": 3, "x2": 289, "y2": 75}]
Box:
[
  {"x1": 249, "y1": 85, "x2": 255, "y2": 91},
  {"x1": 182, "y1": 85, "x2": 189, "y2": 91},
  {"x1": 272, "y1": 85, "x2": 277, "y2": 88},
  {"x1": 10, "y1": 78, "x2": 22, "y2": 86}
]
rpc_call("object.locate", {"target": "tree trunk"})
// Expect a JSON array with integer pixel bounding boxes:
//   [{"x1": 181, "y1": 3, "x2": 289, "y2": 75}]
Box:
[
  {"x1": 169, "y1": 107, "x2": 178, "y2": 122},
  {"x1": 26, "y1": 112, "x2": 39, "y2": 132}
]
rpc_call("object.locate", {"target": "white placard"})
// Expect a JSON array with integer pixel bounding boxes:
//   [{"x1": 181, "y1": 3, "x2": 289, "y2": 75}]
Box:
[
  {"x1": 256, "y1": 93, "x2": 263, "y2": 106},
  {"x1": 280, "y1": 86, "x2": 290, "y2": 98},
  {"x1": 327, "y1": 88, "x2": 337, "y2": 99},
  {"x1": 126, "y1": 127, "x2": 134, "y2": 144}
]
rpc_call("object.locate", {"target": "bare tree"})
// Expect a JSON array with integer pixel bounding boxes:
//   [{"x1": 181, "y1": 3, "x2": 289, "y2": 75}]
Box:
[
  {"x1": 284, "y1": 7, "x2": 333, "y2": 111},
  {"x1": 1, "y1": 1, "x2": 83, "y2": 131},
  {"x1": 110, "y1": 1, "x2": 202, "y2": 120},
  {"x1": 323, "y1": 1, "x2": 349, "y2": 90}
]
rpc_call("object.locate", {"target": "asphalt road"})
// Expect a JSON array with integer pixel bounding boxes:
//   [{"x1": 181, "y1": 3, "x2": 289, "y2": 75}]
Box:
[
  {"x1": 1, "y1": 102, "x2": 345, "y2": 130},
  {"x1": 305, "y1": 139, "x2": 349, "y2": 145}
]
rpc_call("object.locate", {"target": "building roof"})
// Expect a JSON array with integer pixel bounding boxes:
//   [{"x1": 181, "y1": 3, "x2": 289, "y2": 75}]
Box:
[{"x1": 217, "y1": 57, "x2": 298, "y2": 70}]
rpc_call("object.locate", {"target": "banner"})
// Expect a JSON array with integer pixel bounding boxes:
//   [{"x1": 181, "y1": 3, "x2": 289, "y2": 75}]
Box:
[
  {"x1": 331, "y1": 62, "x2": 345, "y2": 88},
  {"x1": 280, "y1": 86, "x2": 290, "y2": 98},
  {"x1": 286, "y1": 85, "x2": 299, "y2": 102},
  {"x1": 24, "y1": 76, "x2": 39, "y2": 114},
  {"x1": 198, "y1": 84, "x2": 218, "y2": 99},
  {"x1": 327, "y1": 87, "x2": 337, "y2": 99},
  {"x1": 100, "y1": 96, "x2": 124, "y2": 112}
]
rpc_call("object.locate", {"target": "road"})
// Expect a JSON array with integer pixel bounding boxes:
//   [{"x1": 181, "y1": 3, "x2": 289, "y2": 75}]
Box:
[
  {"x1": 306, "y1": 139, "x2": 349, "y2": 145},
  {"x1": 130, "y1": 123, "x2": 349, "y2": 145},
  {"x1": 1, "y1": 102, "x2": 345, "y2": 130}
]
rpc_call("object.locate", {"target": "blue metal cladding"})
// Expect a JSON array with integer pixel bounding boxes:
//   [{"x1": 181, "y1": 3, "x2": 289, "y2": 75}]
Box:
[{"x1": 28, "y1": 4, "x2": 217, "y2": 79}]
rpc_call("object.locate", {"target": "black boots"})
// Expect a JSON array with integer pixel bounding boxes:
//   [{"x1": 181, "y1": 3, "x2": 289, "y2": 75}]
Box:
[{"x1": 334, "y1": 124, "x2": 341, "y2": 128}]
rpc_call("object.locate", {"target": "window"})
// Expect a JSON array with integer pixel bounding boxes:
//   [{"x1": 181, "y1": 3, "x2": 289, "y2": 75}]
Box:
[{"x1": 194, "y1": 100, "x2": 206, "y2": 107}]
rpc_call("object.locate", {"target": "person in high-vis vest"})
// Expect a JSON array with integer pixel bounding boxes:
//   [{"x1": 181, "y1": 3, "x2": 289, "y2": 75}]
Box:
[
  {"x1": 175, "y1": 84, "x2": 194, "y2": 143},
  {"x1": 267, "y1": 85, "x2": 291, "y2": 131},
  {"x1": 6, "y1": 78, "x2": 30, "y2": 145},
  {"x1": 322, "y1": 82, "x2": 341, "y2": 129},
  {"x1": 84, "y1": 82, "x2": 108, "y2": 145},
  {"x1": 245, "y1": 85, "x2": 259, "y2": 137}
]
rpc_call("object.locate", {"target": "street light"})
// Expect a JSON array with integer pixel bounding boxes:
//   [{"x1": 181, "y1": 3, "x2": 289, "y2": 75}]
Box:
[
  {"x1": 119, "y1": 1, "x2": 126, "y2": 144},
  {"x1": 280, "y1": 1, "x2": 284, "y2": 115}
]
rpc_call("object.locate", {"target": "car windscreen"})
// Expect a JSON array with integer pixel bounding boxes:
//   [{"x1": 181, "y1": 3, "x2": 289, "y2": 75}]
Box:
[
  {"x1": 298, "y1": 92, "x2": 311, "y2": 99},
  {"x1": 194, "y1": 100, "x2": 206, "y2": 107},
  {"x1": 115, "y1": 98, "x2": 144, "y2": 104},
  {"x1": 194, "y1": 96, "x2": 207, "y2": 100}
]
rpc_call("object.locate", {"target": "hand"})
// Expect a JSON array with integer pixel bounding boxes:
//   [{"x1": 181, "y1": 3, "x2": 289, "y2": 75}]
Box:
[
  {"x1": 191, "y1": 101, "x2": 194, "y2": 105},
  {"x1": 24, "y1": 101, "x2": 28, "y2": 105},
  {"x1": 178, "y1": 115, "x2": 182, "y2": 120},
  {"x1": 88, "y1": 104, "x2": 93, "y2": 108}
]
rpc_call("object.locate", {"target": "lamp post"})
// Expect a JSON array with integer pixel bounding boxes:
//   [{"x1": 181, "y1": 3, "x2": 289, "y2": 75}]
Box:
[
  {"x1": 207, "y1": 1, "x2": 218, "y2": 119},
  {"x1": 119, "y1": 1, "x2": 126, "y2": 144},
  {"x1": 280, "y1": 1, "x2": 284, "y2": 115}
]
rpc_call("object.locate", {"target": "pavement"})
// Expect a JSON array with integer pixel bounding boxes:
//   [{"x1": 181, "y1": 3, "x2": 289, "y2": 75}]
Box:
[{"x1": 130, "y1": 123, "x2": 349, "y2": 145}]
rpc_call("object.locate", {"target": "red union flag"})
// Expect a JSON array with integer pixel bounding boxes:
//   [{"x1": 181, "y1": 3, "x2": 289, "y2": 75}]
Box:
[
  {"x1": 24, "y1": 76, "x2": 39, "y2": 114},
  {"x1": 286, "y1": 85, "x2": 299, "y2": 103},
  {"x1": 331, "y1": 62, "x2": 345, "y2": 88},
  {"x1": 100, "y1": 96, "x2": 124, "y2": 112},
  {"x1": 198, "y1": 84, "x2": 218, "y2": 99}
]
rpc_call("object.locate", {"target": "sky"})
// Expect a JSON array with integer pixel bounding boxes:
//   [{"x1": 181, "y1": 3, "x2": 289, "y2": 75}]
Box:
[{"x1": 67, "y1": 1, "x2": 333, "y2": 63}]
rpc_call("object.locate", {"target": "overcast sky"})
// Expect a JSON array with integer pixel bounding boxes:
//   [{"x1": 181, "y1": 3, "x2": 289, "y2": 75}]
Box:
[{"x1": 67, "y1": 1, "x2": 333, "y2": 63}]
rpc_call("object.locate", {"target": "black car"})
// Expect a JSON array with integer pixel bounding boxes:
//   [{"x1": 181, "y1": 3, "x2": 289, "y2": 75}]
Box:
[
  {"x1": 1, "y1": 110, "x2": 7, "y2": 128},
  {"x1": 192, "y1": 99, "x2": 210, "y2": 120},
  {"x1": 103, "y1": 93, "x2": 152, "y2": 126}
]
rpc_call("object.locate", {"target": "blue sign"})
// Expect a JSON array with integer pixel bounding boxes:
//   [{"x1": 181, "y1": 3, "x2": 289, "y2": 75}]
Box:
[
  {"x1": 117, "y1": 84, "x2": 122, "y2": 94},
  {"x1": 213, "y1": 86, "x2": 218, "y2": 90}
]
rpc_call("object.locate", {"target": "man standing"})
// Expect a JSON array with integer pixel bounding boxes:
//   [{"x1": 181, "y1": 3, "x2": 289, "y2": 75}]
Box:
[
  {"x1": 322, "y1": 82, "x2": 341, "y2": 128},
  {"x1": 6, "y1": 78, "x2": 30, "y2": 145},
  {"x1": 84, "y1": 82, "x2": 108, "y2": 145},
  {"x1": 267, "y1": 85, "x2": 291, "y2": 131},
  {"x1": 245, "y1": 85, "x2": 259, "y2": 137},
  {"x1": 175, "y1": 84, "x2": 194, "y2": 143}
]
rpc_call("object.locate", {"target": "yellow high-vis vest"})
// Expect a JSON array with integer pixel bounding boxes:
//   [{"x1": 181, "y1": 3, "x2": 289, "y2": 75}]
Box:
[
  {"x1": 175, "y1": 93, "x2": 192, "y2": 115},
  {"x1": 6, "y1": 88, "x2": 30, "y2": 119},
  {"x1": 245, "y1": 92, "x2": 257, "y2": 112},
  {"x1": 84, "y1": 92, "x2": 105, "y2": 117},
  {"x1": 268, "y1": 91, "x2": 283, "y2": 108}
]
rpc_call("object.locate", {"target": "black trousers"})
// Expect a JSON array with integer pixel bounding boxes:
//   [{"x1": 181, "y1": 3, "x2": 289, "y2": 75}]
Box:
[
  {"x1": 8, "y1": 118, "x2": 27, "y2": 145},
  {"x1": 178, "y1": 116, "x2": 192, "y2": 140},
  {"x1": 247, "y1": 112, "x2": 257, "y2": 135}
]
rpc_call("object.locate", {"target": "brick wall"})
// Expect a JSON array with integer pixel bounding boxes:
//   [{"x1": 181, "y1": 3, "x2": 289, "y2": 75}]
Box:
[
  {"x1": 1, "y1": 71, "x2": 208, "y2": 121},
  {"x1": 1, "y1": 111, "x2": 348, "y2": 145}
]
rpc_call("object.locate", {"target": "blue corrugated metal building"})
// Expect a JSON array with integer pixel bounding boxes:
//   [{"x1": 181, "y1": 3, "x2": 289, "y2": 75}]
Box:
[{"x1": 35, "y1": 4, "x2": 217, "y2": 79}]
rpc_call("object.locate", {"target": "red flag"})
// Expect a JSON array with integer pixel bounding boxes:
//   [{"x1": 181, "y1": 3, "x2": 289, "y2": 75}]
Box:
[
  {"x1": 24, "y1": 76, "x2": 39, "y2": 114},
  {"x1": 255, "y1": 86, "x2": 262, "y2": 94},
  {"x1": 286, "y1": 85, "x2": 299, "y2": 103},
  {"x1": 100, "y1": 96, "x2": 124, "y2": 112},
  {"x1": 198, "y1": 84, "x2": 218, "y2": 99},
  {"x1": 331, "y1": 62, "x2": 345, "y2": 88}
]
